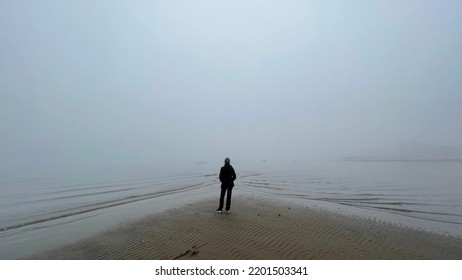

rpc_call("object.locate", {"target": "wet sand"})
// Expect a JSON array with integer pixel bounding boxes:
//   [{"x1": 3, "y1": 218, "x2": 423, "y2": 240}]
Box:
[{"x1": 28, "y1": 196, "x2": 462, "y2": 259}]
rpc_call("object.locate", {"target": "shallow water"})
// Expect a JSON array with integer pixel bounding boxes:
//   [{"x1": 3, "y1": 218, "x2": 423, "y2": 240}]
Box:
[
  {"x1": 0, "y1": 160, "x2": 461, "y2": 259},
  {"x1": 239, "y1": 161, "x2": 462, "y2": 235}
]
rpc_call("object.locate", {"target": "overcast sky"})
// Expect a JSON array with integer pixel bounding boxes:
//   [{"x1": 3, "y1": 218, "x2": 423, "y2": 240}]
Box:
[{"x1": 1, "y1": 0, "x2": 462, "y2": 171}]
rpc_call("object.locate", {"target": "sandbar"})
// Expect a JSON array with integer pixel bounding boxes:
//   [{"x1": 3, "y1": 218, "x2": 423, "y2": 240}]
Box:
[{"x1": 28, "y1": 196, "x2": 462, "y2": 259}]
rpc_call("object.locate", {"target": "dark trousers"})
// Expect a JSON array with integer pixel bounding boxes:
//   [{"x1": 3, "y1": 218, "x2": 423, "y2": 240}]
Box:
[{"x1": 218, "y1": 186, "x2": 233, "y2": 211}]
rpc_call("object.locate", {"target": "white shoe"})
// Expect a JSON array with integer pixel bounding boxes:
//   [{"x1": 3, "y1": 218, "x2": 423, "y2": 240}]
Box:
[
  {"x1": 226, "y1": 210, "x2": 230, "y2": 214},
  {"x1": 216, "y1": 210, "x2": 222, "y2": 214}
]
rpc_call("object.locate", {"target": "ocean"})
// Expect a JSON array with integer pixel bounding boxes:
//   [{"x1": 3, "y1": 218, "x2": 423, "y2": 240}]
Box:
[{"x1": 1, "y1": 160, "x2": 461, "y2": 259}]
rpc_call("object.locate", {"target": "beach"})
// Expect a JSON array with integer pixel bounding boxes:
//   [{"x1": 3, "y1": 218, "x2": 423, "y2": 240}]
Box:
[
  {"x1": 28, "y1": 196, "x2": 462, "y2": 260},
  {"x1": 2, "y1": 161, "x2": 461, "y2": 259}
]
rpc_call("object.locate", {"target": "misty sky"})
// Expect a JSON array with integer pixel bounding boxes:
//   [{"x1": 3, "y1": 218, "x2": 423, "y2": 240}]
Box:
[{"x1": 1, "y1": 0, "x2": 462, "y2": 171}]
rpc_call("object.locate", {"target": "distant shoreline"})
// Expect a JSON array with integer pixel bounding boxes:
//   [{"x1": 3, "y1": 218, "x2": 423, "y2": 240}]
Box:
[{"x1": 342, "y1": 158, "x2": 462, "y2": 163}]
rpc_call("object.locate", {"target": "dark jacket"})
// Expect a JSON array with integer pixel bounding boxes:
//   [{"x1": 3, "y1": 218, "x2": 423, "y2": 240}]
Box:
[{"x1": 219, "y1": 163, "x2": 236, "y2": 188}]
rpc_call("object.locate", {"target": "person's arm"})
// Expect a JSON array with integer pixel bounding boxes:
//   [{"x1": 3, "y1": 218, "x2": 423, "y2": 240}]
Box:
[
  {"x1": 219, "y1": 167, "x2": 223, "y2": 183},
  {"x1": 232, "y1": 168, "x2": 236, "y2": 181}
]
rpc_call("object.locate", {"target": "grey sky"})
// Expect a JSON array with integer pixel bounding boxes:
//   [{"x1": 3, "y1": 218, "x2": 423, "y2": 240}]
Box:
[{"x1": 1, "y1": 0, "x2": 462, "y2": 171}]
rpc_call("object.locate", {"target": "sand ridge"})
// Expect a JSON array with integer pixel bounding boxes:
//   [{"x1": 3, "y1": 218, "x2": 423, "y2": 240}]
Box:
[{"x1": 28, "y1": 196, "x2": 462, "y2": 259}]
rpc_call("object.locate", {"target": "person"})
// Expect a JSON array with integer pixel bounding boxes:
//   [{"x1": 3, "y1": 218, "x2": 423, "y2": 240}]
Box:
[{"x1": 217, "y1": 157, "x2": 236, "y2": 214}]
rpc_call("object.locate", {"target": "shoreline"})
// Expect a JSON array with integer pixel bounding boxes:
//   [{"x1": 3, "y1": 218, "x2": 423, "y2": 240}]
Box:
[{"x1": 28, "y1": 196, "x2": 462, "y2": 259}]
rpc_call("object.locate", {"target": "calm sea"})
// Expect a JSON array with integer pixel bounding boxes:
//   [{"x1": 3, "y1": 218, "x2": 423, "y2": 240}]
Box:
[{"x1": 1, "y1": 160, "x2": 461, "y2": 259}]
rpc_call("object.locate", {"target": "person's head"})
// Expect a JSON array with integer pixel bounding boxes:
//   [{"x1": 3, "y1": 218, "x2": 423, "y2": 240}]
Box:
[{"x1": 224, "y1": 157, "x2": 230, "y2": 165}]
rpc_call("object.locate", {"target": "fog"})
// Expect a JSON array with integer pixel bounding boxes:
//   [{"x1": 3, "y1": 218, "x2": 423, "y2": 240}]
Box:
[{"x1": 2, "y1": 0, "x2": 462, "y2": 173}]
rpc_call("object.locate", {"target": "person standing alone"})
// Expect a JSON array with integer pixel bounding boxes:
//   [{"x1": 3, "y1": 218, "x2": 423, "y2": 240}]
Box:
[{"x1": 217, "y1": 157, "x2": 236, "y2": 214}]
